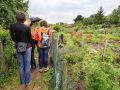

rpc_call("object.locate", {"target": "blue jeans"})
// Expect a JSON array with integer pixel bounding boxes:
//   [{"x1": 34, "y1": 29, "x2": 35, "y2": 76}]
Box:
[
  {"x1": 38, "y1": 48, "x2": 49, "y2": 69},
  {"x1": 16, "y1": 48, "x2": 31, "y2": 85}
]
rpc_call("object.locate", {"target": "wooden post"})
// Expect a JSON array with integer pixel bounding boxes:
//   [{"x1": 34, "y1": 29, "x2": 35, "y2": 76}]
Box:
[{"x1": 0, "y1": 40, "x2": 3, "y2": 57}]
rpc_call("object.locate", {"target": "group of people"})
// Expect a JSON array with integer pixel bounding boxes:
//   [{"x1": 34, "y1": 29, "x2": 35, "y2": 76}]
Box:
[{"x1": 10, "y1": 12, "x2": 52, "y2": 90}]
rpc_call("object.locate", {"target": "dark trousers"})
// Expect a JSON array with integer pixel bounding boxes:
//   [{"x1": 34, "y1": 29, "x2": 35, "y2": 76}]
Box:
[
  {"x1": 31, "y1": 40, "x2": 36, "y2": 68},
  {"x1": 38, "y1": 48, "x2": 49, "y2": 69}
]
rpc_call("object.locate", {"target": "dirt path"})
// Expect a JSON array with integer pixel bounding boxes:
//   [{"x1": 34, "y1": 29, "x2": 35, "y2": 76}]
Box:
[
  {"x1": 2, "y1": 58, "x2": 53, "y2": 90},
  {"x1": 31, "y1": 67, "x2": 42, "y2": 90}
]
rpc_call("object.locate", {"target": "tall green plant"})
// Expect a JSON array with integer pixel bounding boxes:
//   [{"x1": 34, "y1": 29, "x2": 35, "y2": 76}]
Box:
[
  {"x1": 0, "y1": 28, "x2": 17, "y2": 87},
  {"x1": 0, "y1": 0, "x2": 29, "y2": 28}
]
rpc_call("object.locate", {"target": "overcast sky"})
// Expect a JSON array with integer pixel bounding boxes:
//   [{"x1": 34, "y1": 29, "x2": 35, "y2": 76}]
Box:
[{"x1": 28, "y1": 0, "x2": 120, "y2": 24}]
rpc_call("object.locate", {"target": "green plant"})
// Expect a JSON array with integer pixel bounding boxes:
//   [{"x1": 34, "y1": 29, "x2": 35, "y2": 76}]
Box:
[
  {"x1": 53, "y1": 24, "x2": 64, "y2": 32},
  {"x1": 63, "y1": 30, "x2": 120, "y2": 89},
  {"x1": 0, "y1": 28, "x2": 17, "y2": 87}
]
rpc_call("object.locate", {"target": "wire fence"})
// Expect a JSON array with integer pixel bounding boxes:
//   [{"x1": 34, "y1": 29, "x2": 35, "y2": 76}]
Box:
[{"x1": 50, "y1": 33, "x2": 73, "y2": 90}]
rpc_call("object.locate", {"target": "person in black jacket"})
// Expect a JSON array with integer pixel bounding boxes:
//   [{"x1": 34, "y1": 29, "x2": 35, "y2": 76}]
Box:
[{"x1": 10, "y1": 12, "x2": 33, "y2": 90}]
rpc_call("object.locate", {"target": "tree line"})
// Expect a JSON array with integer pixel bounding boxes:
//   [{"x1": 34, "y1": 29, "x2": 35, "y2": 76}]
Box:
[{"x1": 74, "y1": 6, "x2": 120, "y2": 26}]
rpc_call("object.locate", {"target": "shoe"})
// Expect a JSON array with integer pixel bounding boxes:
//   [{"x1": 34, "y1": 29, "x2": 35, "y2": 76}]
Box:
[
  {"x1": 18, "y1": 84, "x2": 25, "y2": 90},
  {"x1": 39, "y1": 68, "x2": 43, "y2": 73},
  {"x1": 26, "y1": 82, "x2": 34, "y2": 90},
  {"x1": 44, "y1": 67, "x2": 49, "y2": 72}
]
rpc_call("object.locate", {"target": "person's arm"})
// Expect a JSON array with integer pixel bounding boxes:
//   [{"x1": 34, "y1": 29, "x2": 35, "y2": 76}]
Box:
[
  {"x1": 9, "y1": 24, "x2": 15, "y2": 42},
  {"x1": 27, "y1": 27, "x2": 32, "y2": 44}
]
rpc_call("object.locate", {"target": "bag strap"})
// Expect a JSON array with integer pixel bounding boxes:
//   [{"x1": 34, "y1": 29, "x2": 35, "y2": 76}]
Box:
[{"x1": 11, "y1": 24, "x2": 17, "y2": 44}]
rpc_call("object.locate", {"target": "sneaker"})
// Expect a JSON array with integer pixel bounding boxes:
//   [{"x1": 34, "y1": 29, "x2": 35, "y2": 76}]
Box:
[
  {"x1": 26, "y1": 82, "x2": 34, "y2": 90},
  {"x1": 39, "y1": 68, "x2": 43, "y2": 73},
  {"x1": 44, "y1": 67, "x2": 49, "y2": 72},
  {"x1": 18, "y1": 84, "x2": 25, "y2": 90}
]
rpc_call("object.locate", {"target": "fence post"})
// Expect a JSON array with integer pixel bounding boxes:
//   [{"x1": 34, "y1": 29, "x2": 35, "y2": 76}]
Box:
[{"x1": 0, "y1": 40, "x2": 3, "y2": 57}]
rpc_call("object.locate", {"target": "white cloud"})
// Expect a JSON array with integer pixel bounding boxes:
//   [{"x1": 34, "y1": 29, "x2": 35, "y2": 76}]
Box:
[{"x1": 28, "y1": 0, "x2": 120, "y2": 24}]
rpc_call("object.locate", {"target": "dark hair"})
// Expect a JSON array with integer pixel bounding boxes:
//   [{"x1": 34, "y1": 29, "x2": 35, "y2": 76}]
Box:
[
  {"x1": 40, "y1": 20, "x2": 48, "y2": 28},
  {"x1": 16, "y1": 12, "x2": 26, "y2": 23}
]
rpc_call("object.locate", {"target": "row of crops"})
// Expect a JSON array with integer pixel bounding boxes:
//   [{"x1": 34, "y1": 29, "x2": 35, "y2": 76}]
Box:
[{"x1": 53, "y1": 24, "x2": 120, "y2": 90}]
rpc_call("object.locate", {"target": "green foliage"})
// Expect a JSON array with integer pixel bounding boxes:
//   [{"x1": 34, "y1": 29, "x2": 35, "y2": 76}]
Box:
[
  {"x1": 64, "y1": 34, "x2": 88, "y2": 64},
  {"x1": 88, "y1": 6, "x2": 105, "y2": 25},
  {"x1": 85, "y1": 63, "x2": 120, "y2": 90},
  {"x1": 0, "y1": 0, "x2": 29, "y2": 28},
  {"x1": 74, "y1": 22, "x2": 84, "y2": 29},
  {"x1": 74, "y1": 6, "x2": 105, "y2": 26},
  {"x1": 83, "y1": 52, "x2": 120, "y2": 90},
  {"x1": 74, "y1": 15, "x2": 84, "y2": 23},
  {"x1": 74, "y1": 5, "x2": 120, "y2": 26},
  {"x1": 53, "y1": 24, "x2": 64, "y2": 32},
  {"x1": 0, "y1": 28, "x2": 17, "y2": 87},
  {"x1": 70, "y1": 45, "x2": 120, "y2": 90},
  {"x1": 96, "y1": 6, "x2": 105, "y2": 24},
  {"x1": 64, "y1": 33, "x2": 74, "y2": 48},
  {"x1": 62, "y1": 29, "x2": 120, "y2": 89},
  {"x1": 71, "y1": 63, "x2": 81, "y2": 82},
  {"x1": 35, "y1": 68, "x2": 54, "y2": 88},
  {"x1": 109, "y1": 5, "x2": 120, "y2": 24}
]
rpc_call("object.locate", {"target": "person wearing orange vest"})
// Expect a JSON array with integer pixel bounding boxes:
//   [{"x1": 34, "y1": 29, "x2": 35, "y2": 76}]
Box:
[{"x1": 35, "y1": 20, "x2": 52, "y2": 72}]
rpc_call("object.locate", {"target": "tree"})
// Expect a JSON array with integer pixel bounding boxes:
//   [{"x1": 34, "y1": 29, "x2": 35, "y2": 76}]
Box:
[
  {"x1": 89, "y1": 14, "x2": 97, "y2": 24},
  {"x1": 109, "y1": 5, "x2": 120, "y2": 24},
  {"x1": 96, "y1": 6, "x2": 105, "y2": 24},
  {"x1": 74, "y1": 15, "x2": 84, "y2": 23},
  {"x1": 85, "y1": 6, "x2": 105, "y2": 25},
  {"x1": 0, "y1": 0, "x2": 29, "y2": 28},
  {"x1": 83, "y1": 18, "x2": 90, "y2": 26}
]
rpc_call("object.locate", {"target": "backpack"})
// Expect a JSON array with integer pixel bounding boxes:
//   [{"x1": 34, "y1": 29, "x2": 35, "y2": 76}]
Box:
[{"x1": 41, "y1": 30, "x2": 50, "y2": 48}]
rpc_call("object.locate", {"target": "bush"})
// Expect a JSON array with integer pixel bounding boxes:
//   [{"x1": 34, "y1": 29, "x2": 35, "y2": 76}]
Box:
[
  {"x1": 0, "y1": 27, "x2": 17, "y2": 87},
  {"x1": 53, "y1": 24, "x2": 64, "y2": 32}
]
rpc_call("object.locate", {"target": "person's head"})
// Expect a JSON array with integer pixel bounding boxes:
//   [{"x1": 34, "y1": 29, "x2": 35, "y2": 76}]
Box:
[
  {"x1": 16, "y1": 12, "x2": 26, "y2": 23},
  {"x1": 40, "y1": 20, "x2": 48, "y2": 28}
]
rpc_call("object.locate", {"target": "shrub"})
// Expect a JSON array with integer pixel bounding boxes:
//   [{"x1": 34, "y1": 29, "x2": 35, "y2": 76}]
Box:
[
  {"x1": 0, "y1": 27, "x2": 17, "y2": 87},
  {"x1": 53, "y1": 24, "x2": 64, "y2": 32}
]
